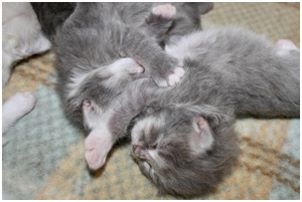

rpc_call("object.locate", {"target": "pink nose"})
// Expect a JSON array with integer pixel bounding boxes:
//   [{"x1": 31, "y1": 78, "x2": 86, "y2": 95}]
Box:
[
  {"x1": 132, "y1": 144, "x2": 146, "y2": 160},
  {"x1": 132, "y1": 144, "x2": 139, "y2": 153}
]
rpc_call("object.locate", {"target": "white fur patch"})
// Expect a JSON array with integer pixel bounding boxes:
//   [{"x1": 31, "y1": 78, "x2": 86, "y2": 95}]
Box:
[
  {"x1": 165, "y1": 31, "x2": 209, "y2": 64},
  {"x1": 167, "y1": 67, "x2": 185, "y2": 86},
  {"x1": 191, "y1": 120, "x2": 214, "y2": 154},
  {"x1": 148, "y1": 149, "x2": 167, "y2": 168},
  {"x1": 276, "y1": 39, "x2": 299, "y2": 56},
  {"x1": 67, "y1": 57, "x2": 143, "y2": 100},
  {"x1": 82, "y1": 99, "x2": 102, "y2": 130},
  {"x1": 66, "y1": 70, "x2": 90, "y2": 100},
  {"x1": 103, "y1": 57, "x2": 143, "y2": 87}
]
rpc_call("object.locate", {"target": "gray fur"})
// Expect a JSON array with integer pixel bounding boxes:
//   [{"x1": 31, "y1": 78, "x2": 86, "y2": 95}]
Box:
[
  {"x1": 31, "y1": 2, "x2": 213, "y2": 45},
  {"x1": 102, "y1": 28, "x2": 299, "y2": 197},
  {"x1": 51, "y1": 2, "x2": 210, "y2": 126}
]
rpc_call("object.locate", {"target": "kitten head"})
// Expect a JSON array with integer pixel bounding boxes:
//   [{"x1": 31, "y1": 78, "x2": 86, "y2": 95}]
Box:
[{"x1": 130, "y1": 104, "x2": 238, "y2": 197}]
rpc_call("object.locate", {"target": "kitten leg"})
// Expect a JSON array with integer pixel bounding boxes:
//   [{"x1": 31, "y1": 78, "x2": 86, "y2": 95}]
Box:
[
  {"x1": 82, "y1": 99, "x2": 113, "y2": 170},
  {"x1": 2, "y1": 92, "x2": 36, "y2": 133},
  {"x1": 85, "y1": 79, "x2": 156, "y2": 170},
  {"x1": 146, "y1": 4, "x2": 185, "y2": 86},
  {"x1": 82, "y1": 99, "x2": 102, "y2": 131}
]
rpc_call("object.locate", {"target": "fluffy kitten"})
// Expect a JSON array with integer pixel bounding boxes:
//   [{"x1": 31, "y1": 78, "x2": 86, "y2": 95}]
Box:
[
  {"x1": 31, "y1": 2, "x2": 213, "y2": 129},
  {"x1": 83, "y1": 28, "x2": 299, "y2": 196},
  {"x1": 50, "y1": 2, "x2": 214, "y2": 127}
]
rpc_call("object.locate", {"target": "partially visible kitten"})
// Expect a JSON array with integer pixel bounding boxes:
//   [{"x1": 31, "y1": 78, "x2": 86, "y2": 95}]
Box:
[
  {"x1": 31, "y1": 2, "x2": 76, "y2": 41},
  {"x1": 2, "y1": 2, "x2": 50, "y2": 133},
  {"x1": 82, "y1": 28, "x2": 299, "y2": 196},
  {"x1": 31, "y1": 2, "x2": 213, "y2": 46},
  {"x1": 3, "y1": 2, "x2": 51, "y2": 85}
]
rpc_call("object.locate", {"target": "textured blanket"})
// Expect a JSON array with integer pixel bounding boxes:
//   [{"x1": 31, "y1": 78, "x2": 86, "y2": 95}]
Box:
[{"x1": 2, "y1": 3, "x2": 300, "y2": 199}]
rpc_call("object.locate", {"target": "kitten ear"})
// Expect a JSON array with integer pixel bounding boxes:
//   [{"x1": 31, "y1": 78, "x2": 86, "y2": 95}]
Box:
[{"x1": 190, "y1": 116, "x2": 214, "y2": 154}]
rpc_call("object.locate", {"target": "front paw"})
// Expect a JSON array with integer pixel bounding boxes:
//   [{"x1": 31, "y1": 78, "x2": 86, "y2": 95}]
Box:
[
  {"x1": 167, "y1": 67, "x2": 185, "y2": 86},
  {"x1": 152, "y1": 4, "x2": 176, "y2": 19},
  {"x1": 152, "y1": 64, "x2": 185, "y2": 87},
  {"x1": 276, "y1": 39, "x2": 299, "y2": 56}
]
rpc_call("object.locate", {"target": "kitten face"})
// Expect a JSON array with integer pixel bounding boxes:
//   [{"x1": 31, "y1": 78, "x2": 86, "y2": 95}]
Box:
[{"x1": 131, "y1": 105, "x2": 238, "y2": 197}]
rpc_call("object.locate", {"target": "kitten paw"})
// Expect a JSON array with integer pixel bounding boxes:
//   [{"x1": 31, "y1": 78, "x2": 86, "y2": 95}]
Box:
[
  {"x1": 2, "y1": 92, "x2": 36, "y2": 133},
  {"x1": 84, "y1": 130, "x2": 113, "y2": 170},
  {"x1": 152, "y1": 4, "x2": 176, "y2": 19},
  {"x1": 276, "y1": 39, "x2": 298, "y2": 51},
  {"x1": 10, "y1": 92, "x2": 36, "y2": 115},
  {"x1": 152, "y1": 65, "x2": 185, "y2": 87},
  {"x1": 167, "y1": 67, "x2": 185, "y2": 86},
  {"x1": 276, "y1": 39, "x2": 299, "y2": 56}
]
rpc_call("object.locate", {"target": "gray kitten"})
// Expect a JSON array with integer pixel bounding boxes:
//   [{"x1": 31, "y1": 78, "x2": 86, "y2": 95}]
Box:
[
  {"x1": 52, "y1": 2, "x2": 214, "y2": 127},
  {"x1": 83, "y1": 27, "x2": 299, "y2": 196}
]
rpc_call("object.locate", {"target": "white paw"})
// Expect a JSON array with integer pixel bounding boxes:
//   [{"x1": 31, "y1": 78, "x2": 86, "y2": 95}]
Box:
[
  {"x1": 152, "y1": 4, "x2": 176, "y2": 18},
  {"x1": 276, "y1": 39, "x2": 298, "y2": 51},
  {"x1": 167, "y1": 67, "x2": 185, "y2": 86},
  {"x1": 10, "y1": 92, "x2": 36, "y2": 114},
  {"x1": 2, "y1": 92, "x2": 36, "y2": 133},
  {"x1": 84, "y1": 129, "x2": 113, "y2": 170},
  {"x1": 276, "y1": 39, "x2": 299, "y2": 56}
]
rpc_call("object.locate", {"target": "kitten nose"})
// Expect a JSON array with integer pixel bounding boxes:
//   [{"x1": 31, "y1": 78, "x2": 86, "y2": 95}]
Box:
[
  {"x1": 132, "y1": 144, "x2": 146, "y2": 160},
  {"x1": 132, "y1": 144, "x2": 139, "y2": 153}
]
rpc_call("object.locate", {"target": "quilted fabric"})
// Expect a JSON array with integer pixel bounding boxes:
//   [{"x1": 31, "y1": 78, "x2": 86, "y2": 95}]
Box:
[{"x1": 2, "y1": 3, "x2": 300, "y2": 199}]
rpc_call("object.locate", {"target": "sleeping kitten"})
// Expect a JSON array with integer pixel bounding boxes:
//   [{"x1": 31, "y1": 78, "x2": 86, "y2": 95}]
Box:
[
  {"x1": 31, "y1": 2, "x2": 213, "y2": 128},
  {"x1": 54, "y1": 3, "x2": 194, "y2": 128},
  {"x1": 2, "y1": 2, "x2": 50, "y2": 133},
  {"x1": 83, "y1": 28, "x2": 299, "y2": 196}
]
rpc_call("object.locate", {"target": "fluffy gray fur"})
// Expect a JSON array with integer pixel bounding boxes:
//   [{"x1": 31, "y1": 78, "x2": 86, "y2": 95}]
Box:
[
  {"x1": 50, "y1": 3, "x2": 212, "y2": 127},
  {"x1": 97, "y1": 27, "x2": 299, "y2": 197},
  {"x1": 31, "y1": 2, "x2": 213, "y2": 45}
]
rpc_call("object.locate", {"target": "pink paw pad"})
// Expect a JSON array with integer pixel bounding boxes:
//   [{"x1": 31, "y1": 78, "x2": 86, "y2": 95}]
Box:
[{"x1": 152, "y1": 4, "x2": 176, "y2": 18}]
